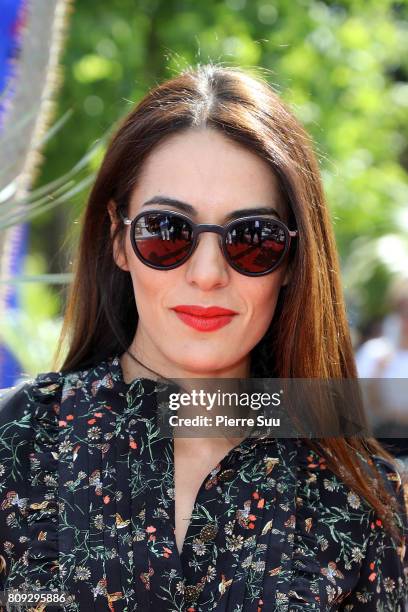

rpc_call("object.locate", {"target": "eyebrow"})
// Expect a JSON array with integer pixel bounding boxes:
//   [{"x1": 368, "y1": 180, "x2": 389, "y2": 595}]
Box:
[{"x1": 142, "y1": 195, "x2": 282, "y2": 221}]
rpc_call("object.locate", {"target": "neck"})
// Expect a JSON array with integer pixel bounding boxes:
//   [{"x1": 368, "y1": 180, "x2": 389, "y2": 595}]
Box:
[{"x1": 121, "y1": 328, "x2": 251, "y2": 383}]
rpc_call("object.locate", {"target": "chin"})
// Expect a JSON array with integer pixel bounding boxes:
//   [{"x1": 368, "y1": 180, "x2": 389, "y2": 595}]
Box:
[{"x1": 175, "y1": 356, "x2": 236, "y2": 375}]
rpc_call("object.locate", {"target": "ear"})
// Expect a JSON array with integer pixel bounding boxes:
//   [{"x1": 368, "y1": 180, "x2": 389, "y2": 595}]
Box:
[{"x1": 107, "y1": 199, "x2": 130, "y2": 272}]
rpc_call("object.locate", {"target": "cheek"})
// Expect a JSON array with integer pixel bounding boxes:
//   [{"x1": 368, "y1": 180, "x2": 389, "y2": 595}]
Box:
[
  {"x1": 244, "y1": 275, "x2": 283, "y2": 327},
  {"x1": 129, "y1": 267, "x2": 160, "y2": 306},
  {"x1": 125, "y1": 244, "x2": 157, "y2": 304},
  {"x1": 126, "y1": 249, "x2": 175, "y2": 314}
]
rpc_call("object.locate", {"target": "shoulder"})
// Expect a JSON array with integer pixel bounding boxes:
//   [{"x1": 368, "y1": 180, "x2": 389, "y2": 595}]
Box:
[
  {"x1": 0, "y1": 356, "x2": 123, "y2": 438},
  {"x1": 0, "y1": 360, "x2": 120, "y2": 418},
  {"x1": 300, "y1": 445, "x2": 406, "y2": 513},
  {"x1": 0, "y1": 361, "x2": 99, "y2": 416},
  {"x1": 0, "y1": 380, "x2": 32, "y2": 418},
  {"x1": 366, "y1": 454, "x2": 406, "y2": 505},
  {"x1": 325, "y1": 451, "x2": 407, "y2": 537},
  {"x1": 0, "y1": 370, "x2": 67, "y2": 439},
  {"x1": 371, "y1": 454, "x2": 408, "y2": 524},
  {"x1": 371, "y1": 454, "x2": 404, "y2": 480},
  {"x1": 0, "y1": 371, "x2": 62, "y2": 409},
  {"x1": 0, "y1": 379, "x2": 35, "y2": 434}
]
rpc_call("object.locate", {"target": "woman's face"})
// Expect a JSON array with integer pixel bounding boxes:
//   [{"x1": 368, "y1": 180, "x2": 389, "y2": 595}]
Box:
[{"x1": 109, "y1": 128, "x2": 291, "y2": 378}]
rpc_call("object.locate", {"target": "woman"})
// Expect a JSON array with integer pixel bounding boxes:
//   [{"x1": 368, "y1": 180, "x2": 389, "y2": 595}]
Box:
[{"x1": 0, "y1": 64, "x2": 407, "y2": 611}]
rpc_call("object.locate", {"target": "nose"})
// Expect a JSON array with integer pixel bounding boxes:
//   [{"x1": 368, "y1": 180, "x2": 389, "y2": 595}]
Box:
[{"x1": 184, "y1": 232, "x2": 230, "y2": 290}]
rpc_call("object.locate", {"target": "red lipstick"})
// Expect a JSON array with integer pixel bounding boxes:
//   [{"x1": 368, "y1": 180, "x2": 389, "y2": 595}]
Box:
[{"x1": 171, "y1": 305, "x2": 238, "y2": 332}]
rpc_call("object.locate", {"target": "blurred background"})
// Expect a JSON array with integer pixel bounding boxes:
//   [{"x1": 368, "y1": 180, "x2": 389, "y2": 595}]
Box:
[{"x1": 1, "y1": 0, "x2": 408, "y2": 389}]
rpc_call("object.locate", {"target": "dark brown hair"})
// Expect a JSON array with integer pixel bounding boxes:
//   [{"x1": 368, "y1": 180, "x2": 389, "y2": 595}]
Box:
[{"x1": 53, "y1": 63, "x2": 406, "y2": 545}]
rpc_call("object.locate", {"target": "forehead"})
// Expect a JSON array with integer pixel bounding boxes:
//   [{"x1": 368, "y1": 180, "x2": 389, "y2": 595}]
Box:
[{"x1": 128, "y1": 127, "x2": 287, "y2": 220}]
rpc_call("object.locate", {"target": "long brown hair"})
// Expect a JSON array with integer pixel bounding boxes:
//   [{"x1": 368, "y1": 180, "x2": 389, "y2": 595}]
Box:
[{"x1": 53, "y1": 63, "x2": 406, "y2": 544}]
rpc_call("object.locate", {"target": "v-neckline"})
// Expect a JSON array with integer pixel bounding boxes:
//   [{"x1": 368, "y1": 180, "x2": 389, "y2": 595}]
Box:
[
  {"x1": 170, "y1": 431, "x2": 276, "y2": 574},
  {"x1": 172, "y1": 434, "x2": 255, "y2": 560}
]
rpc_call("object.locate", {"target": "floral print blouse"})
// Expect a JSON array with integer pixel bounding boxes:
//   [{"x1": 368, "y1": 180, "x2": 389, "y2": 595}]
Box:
[{"x1": 0, "y1": 354, "x2": 407, "y2": 611}]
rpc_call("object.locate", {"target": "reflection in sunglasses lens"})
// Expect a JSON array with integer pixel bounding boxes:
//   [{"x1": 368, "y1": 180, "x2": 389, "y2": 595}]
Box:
[
  {"x1": 133, "y1": 214, "x2": 287, "y2": 274},
  {"x1": 225, "y1": 219, "x2": 286, "y2": 273},
  {"x1": 134, "y1": 213, "x2": 193, "y2": 266}
]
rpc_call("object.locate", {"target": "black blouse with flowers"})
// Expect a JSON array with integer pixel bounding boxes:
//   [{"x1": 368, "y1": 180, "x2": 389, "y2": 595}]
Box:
[{"x1": 0, "y1": 355, "x2": 407, "y2": 611}]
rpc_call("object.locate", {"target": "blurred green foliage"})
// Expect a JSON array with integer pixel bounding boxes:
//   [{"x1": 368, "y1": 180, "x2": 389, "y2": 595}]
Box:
[{"x1": 32, "y1": 0, "x2": 408, "y2": 331}]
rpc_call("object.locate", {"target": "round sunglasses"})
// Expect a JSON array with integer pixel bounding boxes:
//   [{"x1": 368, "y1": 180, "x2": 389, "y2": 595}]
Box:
[{"x1": 118, "y1": 208, "x2": 298, "y2": 277}]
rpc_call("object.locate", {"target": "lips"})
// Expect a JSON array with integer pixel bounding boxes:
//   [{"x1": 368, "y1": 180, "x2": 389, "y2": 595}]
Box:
[
  {"x1": 172, "y1": 305, "x2": 238, "y2": 317},
  {"x1": 171, "y1": 305, "x2": 238, "y2": 332}
]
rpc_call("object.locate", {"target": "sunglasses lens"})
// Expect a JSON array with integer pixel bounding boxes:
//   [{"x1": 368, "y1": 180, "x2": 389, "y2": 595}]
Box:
[
  {"x1": 133, "y1": 212, "x2": 193, "y2": 267},
  {"x1": 225, "y1": 219, "x2": 287, "y2": 274}
]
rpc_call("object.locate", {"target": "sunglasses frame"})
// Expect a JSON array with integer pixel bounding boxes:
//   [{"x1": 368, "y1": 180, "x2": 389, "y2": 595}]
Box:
[{"x1": 119, "y1": 208, "x2": 298, "y2": 277}]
